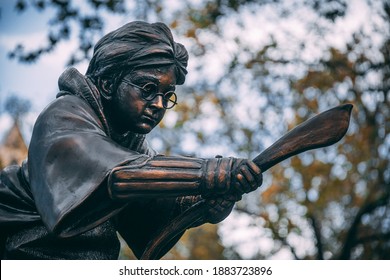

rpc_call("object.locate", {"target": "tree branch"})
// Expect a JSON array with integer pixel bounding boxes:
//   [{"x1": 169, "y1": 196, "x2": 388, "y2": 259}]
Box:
[
  {"x1": 308, "y1": 213, "x2": 324, "y2": 260},
  {"x1": 338, "y1": 192, "x2": 390, "y2": 259},
  {"x1": 356, "y1": 231, "x2": 390, "y2": 244}
]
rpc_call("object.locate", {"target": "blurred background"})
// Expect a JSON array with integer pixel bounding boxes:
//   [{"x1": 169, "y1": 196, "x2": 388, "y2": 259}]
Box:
[{"x1": 0, "y1": 0, "x2": 389, "y2": 259}]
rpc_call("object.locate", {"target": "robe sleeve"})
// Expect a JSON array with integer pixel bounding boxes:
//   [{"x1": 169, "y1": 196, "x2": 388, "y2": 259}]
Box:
[
  {"x1": 28, "y1": 95, "x2": 150, "y2": 238},
  {"x1": 114, "y1": 197, "x2": 182, "y2": 259}
]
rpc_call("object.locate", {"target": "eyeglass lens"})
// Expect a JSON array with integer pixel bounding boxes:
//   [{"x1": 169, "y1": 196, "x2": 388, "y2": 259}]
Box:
[{"x1": 123, "y1": 79, "x2": 177, "y2": 109}]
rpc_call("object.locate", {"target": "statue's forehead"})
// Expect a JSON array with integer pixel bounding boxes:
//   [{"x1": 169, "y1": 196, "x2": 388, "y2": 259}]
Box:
[{"x1": 127, "y1": 66, "x2": 177, "y2": 86}]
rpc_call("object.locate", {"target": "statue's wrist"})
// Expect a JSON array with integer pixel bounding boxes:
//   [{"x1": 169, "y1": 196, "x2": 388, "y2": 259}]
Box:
[{"x1": 200, "y1": 157, "x2": 234, "y2": 197}]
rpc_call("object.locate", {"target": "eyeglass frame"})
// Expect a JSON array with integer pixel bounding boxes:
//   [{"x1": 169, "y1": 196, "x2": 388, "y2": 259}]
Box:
[{"x1": 121, "y1": 78, "x2": 178, "y2": 109}]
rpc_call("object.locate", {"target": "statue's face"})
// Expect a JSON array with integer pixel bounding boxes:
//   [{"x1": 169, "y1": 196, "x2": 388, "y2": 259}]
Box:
[{"x1": 109, "y1": 66, "x2": 177, "y2": 134}]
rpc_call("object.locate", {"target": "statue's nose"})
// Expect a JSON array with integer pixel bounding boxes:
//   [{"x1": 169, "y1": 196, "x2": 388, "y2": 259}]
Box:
[{"x1": 150, "y1": 94, "x2": 165, "y2": 109}]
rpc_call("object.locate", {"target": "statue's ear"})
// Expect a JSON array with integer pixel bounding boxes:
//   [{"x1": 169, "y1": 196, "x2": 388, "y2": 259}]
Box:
[{"x1": 99, "y1": 78, "x2": 113, "y2": 100}]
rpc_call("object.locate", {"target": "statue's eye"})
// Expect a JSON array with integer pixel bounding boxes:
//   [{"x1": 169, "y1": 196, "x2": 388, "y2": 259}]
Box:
[
  {"x1": 142, "y1": 83, "x2": 158, "y2": 95},
  {"x1": 164, "y1": 91, "x2": 174, "y2": 100}
]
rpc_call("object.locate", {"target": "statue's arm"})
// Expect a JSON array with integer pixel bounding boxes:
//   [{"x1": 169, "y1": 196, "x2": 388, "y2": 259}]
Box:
[
  {"x1": 107, "y1": 155, "x2": 261, "y2": 200},
  {"x1": 108, "y1": 155, "x2": 223, "y2": 199}
]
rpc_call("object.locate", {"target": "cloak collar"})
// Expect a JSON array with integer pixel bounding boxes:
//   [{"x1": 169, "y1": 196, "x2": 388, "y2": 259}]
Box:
[{"x1": 56, "y1": 67, "x2": 146, "y2": 151}]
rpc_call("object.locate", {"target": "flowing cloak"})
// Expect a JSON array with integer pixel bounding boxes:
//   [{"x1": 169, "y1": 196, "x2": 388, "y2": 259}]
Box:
[{"x1": 0, "y1": 68, "x2": 181, "y2": 259}]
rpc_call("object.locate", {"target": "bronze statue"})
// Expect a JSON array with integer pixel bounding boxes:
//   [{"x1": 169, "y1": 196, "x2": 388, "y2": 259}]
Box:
[
  {"x1": 0, "y1": 21, "x2": 262, "y2": 259},
  {"x1": 0, "y1": 21, "x2": 352, "y2": 260}
]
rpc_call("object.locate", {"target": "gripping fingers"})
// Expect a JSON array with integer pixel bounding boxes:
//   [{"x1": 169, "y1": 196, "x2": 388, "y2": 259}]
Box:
[
  {"x1": 207, "y1": 197, "x2": 234, "y2": 211},
  {"x1": 238, "y1": 166, "x2": 255, "y2": 193},
  {"x1": 206, "y1": 197, "x2": 235, "y2": 223},
  {"x1": 248, "y1": 160, "x2": 261, "y2": 175},
  {"x1": 235, "y1": 162, "x2": 262, "y2": 194},
  {"x1": 247, "y1": 161, "x2": 263, "y2": 186}
]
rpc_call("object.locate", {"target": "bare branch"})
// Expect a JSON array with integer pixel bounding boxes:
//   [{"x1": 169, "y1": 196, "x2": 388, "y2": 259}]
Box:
[
  {"x1": 308, "y1": 213, "x2": 324, "y2": 260},
  {"x1": 338, "y1": 192, "x2": 390, "y2": 259},
  {"x1": 356, "y1": 232, "x2": 390, "y2": 244}
]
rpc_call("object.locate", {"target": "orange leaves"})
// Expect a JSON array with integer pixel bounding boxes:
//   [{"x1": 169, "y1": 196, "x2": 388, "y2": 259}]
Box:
[
  {"x1": 262, "y1": 183, "x2": 283, "y2": 204},
  {"x1": 293, "y1": 48, "x2": 357, "y2": 95}
]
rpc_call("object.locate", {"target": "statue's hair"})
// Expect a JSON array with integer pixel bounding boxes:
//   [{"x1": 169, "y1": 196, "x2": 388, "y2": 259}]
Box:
[{"x1": 86, "y1": 21, "x2": 188, "y2": 85}]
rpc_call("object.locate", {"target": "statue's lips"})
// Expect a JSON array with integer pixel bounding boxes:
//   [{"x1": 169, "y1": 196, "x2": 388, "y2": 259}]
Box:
[{"x1": 141, "y1": 114, "x2": 157, "y2": 124}]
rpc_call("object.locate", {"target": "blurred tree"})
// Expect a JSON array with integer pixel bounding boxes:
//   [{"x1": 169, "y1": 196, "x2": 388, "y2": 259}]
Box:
[
  {"x1": 8, "y1": 0, "x2": 127, "y2": 65},
  {"x1": 163, "y1": 0, "x2": 390, "y2": 259},
  {"x1": 2, "y1": 0, "x2": 389, "y2": 259},
  {"x1": 171, "y1": 224, "x2": 226, "y2": 260},
  {"x1": 286, "y1": 36, "x2": 390, "y2": 259},
  {"x1": 5, "y1": 0, "x2": 347, "y2": 65},
  {"x1": 1, "y1": 95, "x2": 31, "y2": 122},
  {"x1": 210, "y1": 1, "x2": 389, "y2": 259}
]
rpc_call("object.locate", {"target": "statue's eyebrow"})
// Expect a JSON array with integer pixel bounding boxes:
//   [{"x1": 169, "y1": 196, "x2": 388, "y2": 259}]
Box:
[
  {"x1": 130, "y1": 73, "x2": 159, "y2": 85},
  {"x1": 130, "y1": 73, "x2": 176, "y2": 89}
]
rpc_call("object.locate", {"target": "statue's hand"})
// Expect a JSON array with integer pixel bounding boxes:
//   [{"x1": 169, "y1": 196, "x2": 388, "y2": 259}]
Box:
[
  {"x1": 231, "y1": 158, "x2": 263, "y2": 195},
  {"x1": 204, "y1": 193, "x2": 237, "y2": 224},
  {"x1": 201, "y1": 157, "x2": 262, "y2": 198}
]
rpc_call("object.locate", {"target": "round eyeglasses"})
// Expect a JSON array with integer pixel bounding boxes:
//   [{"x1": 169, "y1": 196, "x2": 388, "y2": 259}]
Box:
[{"x1": 122, "y1": 78, "x2": 178, "y2": 109}]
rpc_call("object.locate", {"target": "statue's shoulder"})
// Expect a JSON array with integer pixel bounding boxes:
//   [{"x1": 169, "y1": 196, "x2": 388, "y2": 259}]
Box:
[
  {"x1": 37, "y1": 95, "x2": 94, "y2": 122},
  {"x1": 33, "y1": 94, "x2": 104, "y2": 137}
]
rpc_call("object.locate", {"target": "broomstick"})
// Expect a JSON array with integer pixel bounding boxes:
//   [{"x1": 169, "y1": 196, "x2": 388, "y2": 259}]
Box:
[{"x1": 141, "y1": 104, "x2": 353, "y2": 260}]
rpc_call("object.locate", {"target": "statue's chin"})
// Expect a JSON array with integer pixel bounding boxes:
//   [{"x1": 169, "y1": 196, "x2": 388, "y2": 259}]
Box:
[{"x1": 130, "y1": 123, "x2": 155, "y2": 135}]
